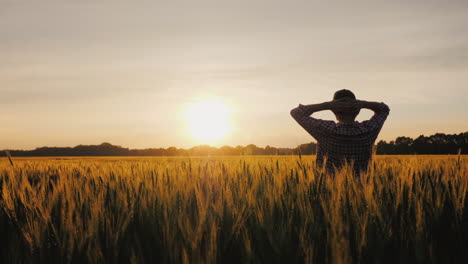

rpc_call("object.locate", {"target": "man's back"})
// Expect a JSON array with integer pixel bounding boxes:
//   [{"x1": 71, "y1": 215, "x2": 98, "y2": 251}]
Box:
[{"x1": 291, "y1": 98, "x2": 389, "y2": 174}]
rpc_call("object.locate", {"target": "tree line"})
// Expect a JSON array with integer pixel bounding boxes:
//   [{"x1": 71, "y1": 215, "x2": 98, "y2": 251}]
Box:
[
  {"x1": 3, "y1": 143, "x2": 308, "y2": 157},
  {"x1": 2, "y1": 132, "x2": 466, "y2": 157},
  {"x1": 376, "y1": 132, "x2": 467, "y2": 154}
]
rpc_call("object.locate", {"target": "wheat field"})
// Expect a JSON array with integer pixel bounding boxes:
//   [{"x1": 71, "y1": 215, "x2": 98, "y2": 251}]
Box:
[{"x1": 0, "y1": 155, "x2": 467, "y2": 264}]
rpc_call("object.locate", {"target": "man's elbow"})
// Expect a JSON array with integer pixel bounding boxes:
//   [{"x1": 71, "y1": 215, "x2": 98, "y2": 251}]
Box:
[
  {"x1": 290, "y1": 108, "x2": 296, "y2": 117},
  {"x1": 381, "y1": 102, "x2": 390, "y2": 115},
  {"x1": 375, "y1": 102, "x2": 390, "y2": 115},
  {"x1": 290, "y1": 107, "x2": 301, "y2": 120}
]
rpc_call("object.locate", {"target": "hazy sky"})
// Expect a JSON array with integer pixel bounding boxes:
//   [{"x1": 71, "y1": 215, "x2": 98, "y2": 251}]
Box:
[{"x1": 1, "y1": 0, "x2": 468, "y2": 149}]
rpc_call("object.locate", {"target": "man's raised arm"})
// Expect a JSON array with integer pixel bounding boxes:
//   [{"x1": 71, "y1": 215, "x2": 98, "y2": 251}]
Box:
[
  {"x1": 290, "y1": 99, "x2": 358, "y2": 122},
  {"x1": 290, "y1": 102, "x2": 332, "y2": 121},
  {"x1": 290, "y1": 102, "x2": 336, "y2": 139},
  {"x1": 358, "y1": 100, "x2": 390, "y2": 130}
]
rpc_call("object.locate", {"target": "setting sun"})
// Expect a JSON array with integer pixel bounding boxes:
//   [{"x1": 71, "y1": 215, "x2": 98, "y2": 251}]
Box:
[{"x1": 186, "y1": 99, "x2": 232, "y2": 145}]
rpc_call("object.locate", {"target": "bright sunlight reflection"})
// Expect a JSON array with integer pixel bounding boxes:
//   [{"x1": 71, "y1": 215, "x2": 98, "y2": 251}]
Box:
[{"x1": 186, "y1": 98, "x2": 232, "y2": 145}]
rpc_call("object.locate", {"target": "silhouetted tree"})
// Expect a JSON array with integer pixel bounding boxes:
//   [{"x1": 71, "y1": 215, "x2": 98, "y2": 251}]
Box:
[
  {"x1": 377, "y1": 132, "x2": 467, "y2": 155},
  {"x1": 2, "y1": 132, "x2": 466, "y2": 157}
]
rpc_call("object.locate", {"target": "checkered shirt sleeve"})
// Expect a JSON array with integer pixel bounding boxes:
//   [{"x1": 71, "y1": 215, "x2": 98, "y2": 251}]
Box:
[
  {"x1": 290, "y1": 104, "x2": 336, "y2": 142},
  {"x1": 361, "y1": 103, "x2": 390, "y2": 133}
]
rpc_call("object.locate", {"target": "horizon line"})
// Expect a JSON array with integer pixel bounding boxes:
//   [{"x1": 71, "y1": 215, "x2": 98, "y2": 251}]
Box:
[{"x1": 2, "y1": 131, "x2": 467, "y2": 152}]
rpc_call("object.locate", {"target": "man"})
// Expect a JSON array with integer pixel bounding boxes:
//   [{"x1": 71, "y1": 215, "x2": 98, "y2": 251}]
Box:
[{"x1": 290, "y1": 89, "x2": 390, "y2": 174}]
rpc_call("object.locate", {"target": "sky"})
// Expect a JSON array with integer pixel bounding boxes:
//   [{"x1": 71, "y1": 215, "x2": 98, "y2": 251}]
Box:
[{"x1": 1, "y1": 0, "x2": 468, "y2": 149}]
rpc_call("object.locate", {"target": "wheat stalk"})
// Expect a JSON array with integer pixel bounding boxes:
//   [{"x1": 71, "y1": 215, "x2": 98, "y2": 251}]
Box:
[{"x1": 5, "y1": 150, "x2": 14, "y2": 167}]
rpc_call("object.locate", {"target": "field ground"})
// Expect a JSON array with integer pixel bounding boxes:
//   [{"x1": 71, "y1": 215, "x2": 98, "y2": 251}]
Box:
[{"x1": 1, "y1": 155, "x2": 467, "y2": 263}]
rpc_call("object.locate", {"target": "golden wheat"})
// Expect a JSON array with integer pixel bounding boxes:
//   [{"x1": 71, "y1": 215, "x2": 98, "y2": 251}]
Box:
[{"x1": 0, "y1": 155, "x2": 467, "y2": 263}]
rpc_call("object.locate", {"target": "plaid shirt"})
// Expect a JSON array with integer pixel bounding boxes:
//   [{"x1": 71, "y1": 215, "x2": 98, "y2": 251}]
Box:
[{"x1": 291, "y1": 103, "x2": 390, "y2": 174}]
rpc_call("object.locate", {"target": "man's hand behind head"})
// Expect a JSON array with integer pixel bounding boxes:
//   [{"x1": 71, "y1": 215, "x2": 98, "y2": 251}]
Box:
[{"x1": 330, "y1": 98, "x2": 360, "y2": 113}]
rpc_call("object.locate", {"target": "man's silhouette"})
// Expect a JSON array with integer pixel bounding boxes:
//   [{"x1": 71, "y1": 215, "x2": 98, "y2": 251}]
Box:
[{"x1": 290, "y1": 90, "x2": 389, "y2": 174}]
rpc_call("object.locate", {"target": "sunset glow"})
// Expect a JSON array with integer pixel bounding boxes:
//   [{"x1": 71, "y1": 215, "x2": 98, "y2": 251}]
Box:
[
  {"x1": 186, "y1": 99, "x2": 232, "y2": 145},
  {"x1": 1, "y1": 1, "x2": 467, "y2": 149}
]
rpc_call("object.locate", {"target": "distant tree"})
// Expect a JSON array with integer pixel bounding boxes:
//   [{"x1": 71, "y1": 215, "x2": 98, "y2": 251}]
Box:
[
  {"x1": 166, "y1": 147, "x2": 178, "y2": 156},
  {"x1": 219, "y1": 145, "x2": 234, "y2": 155},
  {"x1": 264, "y1": 145, "x2": 277, "y2": 155},
  {"x1": 395, "y1": 137, "x2": 413, "y2": 154},
  {"x1": 296, "y1": 142, "x2": 316, "y2": 155}
]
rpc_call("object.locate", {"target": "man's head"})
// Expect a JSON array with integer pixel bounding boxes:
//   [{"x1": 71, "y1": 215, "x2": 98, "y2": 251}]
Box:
[
  {"x1": 332, "y1": 89, "x2": 360, "y2": 123},
  {"x1": 333, "y1": 89, "x2": 356, "y2": 101}
]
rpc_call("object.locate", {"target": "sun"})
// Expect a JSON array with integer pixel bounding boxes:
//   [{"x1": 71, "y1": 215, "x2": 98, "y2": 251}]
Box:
[{"x1": 186, "y1": 99, "x2": 232, "y2": 145}]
